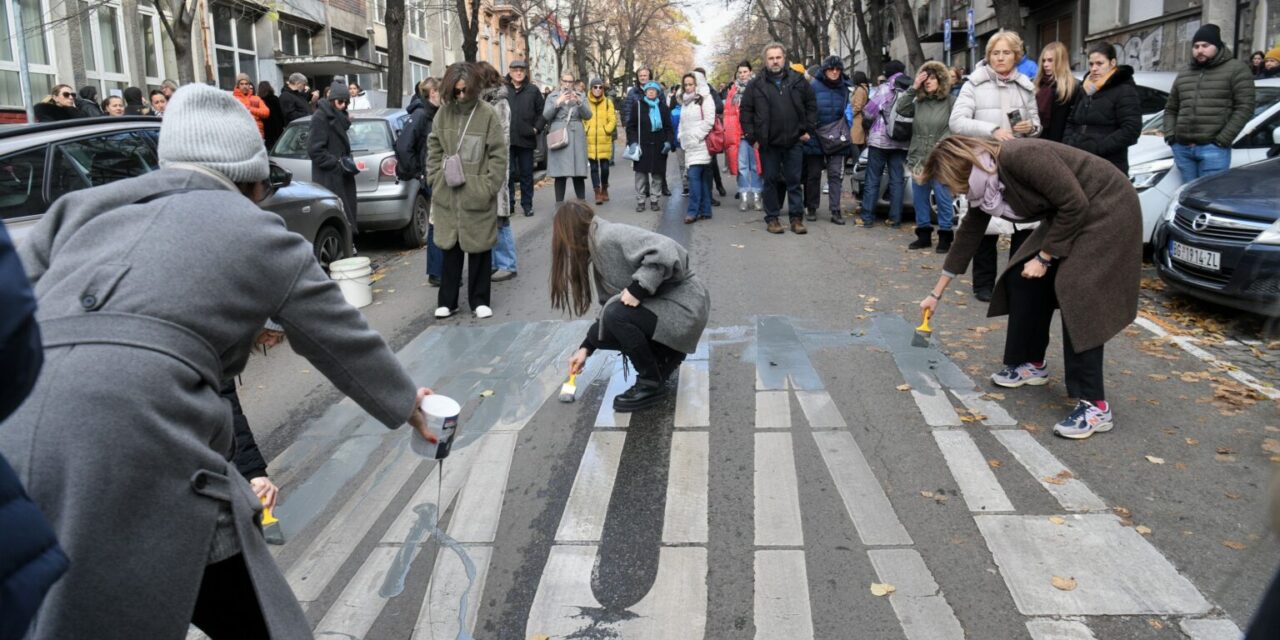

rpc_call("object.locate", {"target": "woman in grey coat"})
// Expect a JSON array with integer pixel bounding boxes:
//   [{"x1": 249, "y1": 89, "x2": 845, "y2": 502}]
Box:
[
  {"x1": 0, "y1": 84, "x2": 434, "y2": 640},
  {"x1": 551, "y1": 201, "x2": 710, "y2": 412},
  {"x1": 543, "y1": 72, "x2": 593, "y2": 204}
]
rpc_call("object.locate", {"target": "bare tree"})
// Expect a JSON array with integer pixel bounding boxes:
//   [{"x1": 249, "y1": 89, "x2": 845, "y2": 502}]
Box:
[
  {"x1": 991, "y1": 0, "x2": 1024, "y2": 32},
  {"x1": 384, "y1": 0, "x2": 407, "y2": 107},
  {"x1": 890, "y1": 0, "x2": 925, "y2": 69},
  {"x1": 854, "y1": 0, "x2": 887, "y2": 79},
  {"x1": 151, "y1": 0, "x2": 198, "y2": 85}
]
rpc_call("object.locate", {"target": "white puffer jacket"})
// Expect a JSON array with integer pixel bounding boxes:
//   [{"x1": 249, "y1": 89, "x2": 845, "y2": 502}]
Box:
[
  {"x1": 678, "y1": 85, "x2": 716, "y2": 166},
  {"x1": 949, "y1": 61, "x2": 1041, "y2": 235}
]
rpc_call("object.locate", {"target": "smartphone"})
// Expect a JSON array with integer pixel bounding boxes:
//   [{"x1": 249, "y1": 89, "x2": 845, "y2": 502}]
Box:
[{"x1": 1007, "y1": 110, "x2": 1023, "y2": 126}]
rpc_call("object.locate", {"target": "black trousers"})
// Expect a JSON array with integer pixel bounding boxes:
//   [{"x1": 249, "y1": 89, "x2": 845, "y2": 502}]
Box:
[
  {"x1": 508, "y1": 146, "x2": 535, "y2": 214},
  {"x1": 759, "y1": 145, "x2": 804, "y2": 221},
  {"x1": 973, "y1": 227, "x2": 1034, "y2": 293},
  {"x1": 190, "y1": 554, "x2": 268, "y2": 639},
  {"x1": 1248, "y1": 564, "x2": 1280, "y2": 639},
  {"x1": 554, "y1": 177, "x2": 586, "y2": 202},
  {"x1": 589, "y1": 159, "x2": 611, "y2": 190},
  {"x1": 586, "y1": 304, "x2": 684, "y2": 384},
  {"x1": 709, "y1": 153, "x2": 725, "y2": 194},
  {"x1": 1002, "y1": 259, "x2": 1106, "y2": 400},
  {"x1": 438, "y1": 246, "x2": 491, "y2": 311}
]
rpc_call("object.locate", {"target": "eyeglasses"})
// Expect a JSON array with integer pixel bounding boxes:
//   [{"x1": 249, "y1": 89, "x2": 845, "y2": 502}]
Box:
[
  {"x1": 990, "y1": 50, "x2": 1015, "y2": 57},
  {"x1": 59, "y1": 92, "x2": 74, "y2": 98},
  {"x1": 591, "y1": 85, "x2": 602, "y2": 89},
  {"x1": 454, "y1": 87, "x2": 466, "y2": 96}
]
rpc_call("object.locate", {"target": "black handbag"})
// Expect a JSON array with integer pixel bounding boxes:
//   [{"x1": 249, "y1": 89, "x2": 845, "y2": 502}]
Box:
[{"x1": 817, "y1": 118, "x2": 852, "y2": 154}]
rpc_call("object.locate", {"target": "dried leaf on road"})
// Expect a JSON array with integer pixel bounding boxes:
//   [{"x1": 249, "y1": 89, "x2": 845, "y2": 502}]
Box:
[
  {"x1": 896, "y1": 384, "x2": 912, "y2": 391},
  {"x1": 988, "y1": 459, "x2": 1002, "y2": 469},
  {"x1": 1136, "y1": 525, "x2": 1152, "y2": 535},
  {"x1": 1148, "y1": 374, "x2": 1169, "y2": 381},
  {"x1": 1048, "y1": 516, "x2": 1066, "y2": 525},
  {"x1": 1225, "y1": 492, "x2": 1242, "y2": 500},
  {"x1": 1051, "y1": 576, "x2": 1078, "y2": 591},
  {"x1": 1114, "y1": 506, "x2": 1132, "y2": 519},
  {"x1": 870, "y1": 583, "x2": 896, "y2": 597},
  {"x1": 920, "y1": 491, "x2": 935, "y2": 498},
  {"x1": 1022, "y1": 422, "x2": 1041, "y2": 433},
  {"x1": 1147, "y1": 619, "x2": 1164, "y2": 630},
  {"x1": 1223, "y1": 540, "x2": 1247, "y2": 551},
  {"x1": 480, "y1": 389, "x2": 495, "y2": 398},
  {"x1": 1042, "y1": 470, "x2": 1074, "y2": 485},
  {"x1": 1262, "y1": 439, "x2": 1280, "y2": 455},
  {"x1": 1185, "y1": 438, "x2": 1199, "y2": 445},
  {"x1": 1145, "y1": 455, "x2": 1166, "y2": 465},
  {"x1": 1216, "y1": 447, "x2": 1235, "y2": 455},
  {"x1": 981, "y1": 392, "x2": 1006, "y2": 401}
]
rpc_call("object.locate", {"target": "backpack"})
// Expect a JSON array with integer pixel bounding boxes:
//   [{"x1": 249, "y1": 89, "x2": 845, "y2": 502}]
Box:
[
  {"x1": 393, "y1": 112, "x2": 423, "y2": 181},
  {"x1": 884, "y1": 88, "x2": 913, "y2": 142}
]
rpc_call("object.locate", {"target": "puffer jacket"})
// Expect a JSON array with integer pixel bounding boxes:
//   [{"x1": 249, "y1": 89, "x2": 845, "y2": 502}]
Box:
[
  {"x1": 1063, "y1": 65, "x2": 1142, "y2": 173},
  {"x1": 678, "y1": 87, "x2": 716, "y2": 166},
  {"x1": 1164, "y1": 45, "x2": 1257, "y2": 147},
  {"x1": 896, "y1": 61, "x2": 956, "y2": 171},
  {"x1": 426, "y1": 98, "x2": 508, "y2": 253},
  {"x1": 803, "y1": 69, "x2": 852, "y2": 156},
  {"x1": 233, "y1": 87, "x2": 270, "y2": 137},
  {"x1": 949, "y1": 61, "x2": 1042, "y2": 139},
  {"x1": 585, "y1": 92, "x2": 617, "y2": 160}
]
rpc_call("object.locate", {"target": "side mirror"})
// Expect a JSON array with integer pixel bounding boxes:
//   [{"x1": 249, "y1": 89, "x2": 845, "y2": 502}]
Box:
[
  {"x1": 1273, "y1": 128, "x2": 1280, "y2": 146},
  {"x1": 269, "y1": 163, "x2": 292, "y2": 189}
]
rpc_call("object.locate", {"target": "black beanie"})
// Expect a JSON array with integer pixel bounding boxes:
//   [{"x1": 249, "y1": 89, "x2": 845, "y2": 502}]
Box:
[
  {"x1": 1192, "y1": 23, "x2": 1224, "y2": 49},
  {"x1": 883, "y1": 60, "x2": 906, "y2": 78}
]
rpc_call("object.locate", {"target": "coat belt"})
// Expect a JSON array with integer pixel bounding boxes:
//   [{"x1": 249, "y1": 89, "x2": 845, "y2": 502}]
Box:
[{"x1": 39, "y1": 312, "x2": 223, "y2": 389}]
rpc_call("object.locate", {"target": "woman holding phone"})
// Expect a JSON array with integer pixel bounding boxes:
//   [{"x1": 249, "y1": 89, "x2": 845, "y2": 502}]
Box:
[{"x1": 543, "y1": 73, "x2": 593, "y2": 204}]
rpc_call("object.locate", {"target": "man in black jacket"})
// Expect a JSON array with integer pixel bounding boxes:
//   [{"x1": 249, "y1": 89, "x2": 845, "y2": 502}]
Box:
[
  {"x1": 739, "y1": 42, "x2": 818, "y2": 235},
  {"x1": 280, "y1": 73, "x2": 313, "y2": 124},
  {"x1": 507, "y1": 60, "x2": 546, "y2": 217}
]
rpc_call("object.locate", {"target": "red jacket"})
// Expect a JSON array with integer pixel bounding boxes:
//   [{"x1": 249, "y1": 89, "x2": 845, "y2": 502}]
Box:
[
  {"x1": 722, "y1": 84, "x2": 761, "y2": 176},
  {"x1": 233, "y1": 87, "x2": 270, "y2": 138}
]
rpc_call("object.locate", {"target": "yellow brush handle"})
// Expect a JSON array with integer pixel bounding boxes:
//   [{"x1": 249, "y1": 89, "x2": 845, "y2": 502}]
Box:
[
  {"x1": 917, "y1": 308, "x2": 932, "y2": 332},
  {"x1": 260, "y1": 498, "x2": 279, "y2": 526},
  {"x1": 568, "y1": 373, "x2": 577, "y2": 386}
]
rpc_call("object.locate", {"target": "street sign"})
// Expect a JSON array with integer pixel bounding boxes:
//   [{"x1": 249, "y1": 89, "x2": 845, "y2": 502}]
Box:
[
  {"x1": 944, "y1": 19, "x2": 952, "y2": 49},
  {"x1": 966, "y1": 8, "x2": 976, "y2": 49}
]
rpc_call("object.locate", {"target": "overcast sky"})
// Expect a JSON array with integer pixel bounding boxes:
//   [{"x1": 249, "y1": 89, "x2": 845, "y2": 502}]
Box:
[{"x1": 689, "y1": 0, "x2": 740, "y2": 69}]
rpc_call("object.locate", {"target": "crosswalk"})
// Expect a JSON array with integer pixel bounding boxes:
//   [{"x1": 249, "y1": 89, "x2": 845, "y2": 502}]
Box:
[{"x1": 226, "y1": 315, "x2": 1247, "y2": 639}]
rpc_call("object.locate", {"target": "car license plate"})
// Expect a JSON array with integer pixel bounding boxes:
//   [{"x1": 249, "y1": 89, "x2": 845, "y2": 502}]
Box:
[{"x1": 1169, "y1": 240, "x2": 1221, "y2": 271}]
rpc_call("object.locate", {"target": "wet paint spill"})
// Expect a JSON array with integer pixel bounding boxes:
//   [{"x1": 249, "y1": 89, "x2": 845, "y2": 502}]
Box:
[{"x1": 378, "y1": 498, "x2": 478, "y2": 640}]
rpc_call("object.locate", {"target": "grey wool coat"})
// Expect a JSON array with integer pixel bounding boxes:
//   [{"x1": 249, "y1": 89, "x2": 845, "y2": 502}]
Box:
[
  {"x1": 427, "y1": 98, "x2": 508, "y2": 252},
  {"x1": 543, "y1": 90, "x2": 593, "y2": 178},
  {"x1": 589, "y1": 217, "x2": 710, "y2": 354},
  {"x1": 942, "y1": 139, "x2": 1142, "y2": 353},
  {"x1": 2, "y1": 166, "x2": 418, "y2": 640},
  {"x1": 482, "y1": 85, "x2": 513, "y2": 219}
]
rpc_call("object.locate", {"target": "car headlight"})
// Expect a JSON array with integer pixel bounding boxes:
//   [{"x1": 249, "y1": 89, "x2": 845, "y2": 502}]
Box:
[
  {"x1": 1162, "y1": 184, "x2": 1188, "y2": 223},
  {"x1": 1129, "y1": 158, "x2": 1174, "y2": 192},
  {"x1": 1255, "y1": 219, "x2": 1280, "y2": 245}
]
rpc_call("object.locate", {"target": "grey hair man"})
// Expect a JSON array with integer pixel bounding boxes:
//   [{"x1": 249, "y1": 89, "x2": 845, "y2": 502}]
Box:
[{"x1": 279, "y1": 72, "x2": 313, "y2": 123}]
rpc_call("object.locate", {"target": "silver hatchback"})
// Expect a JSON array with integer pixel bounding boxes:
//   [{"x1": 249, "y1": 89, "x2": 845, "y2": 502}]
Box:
[{"x1": 270, "y1": 108, "x2": 428, "y2": 247}]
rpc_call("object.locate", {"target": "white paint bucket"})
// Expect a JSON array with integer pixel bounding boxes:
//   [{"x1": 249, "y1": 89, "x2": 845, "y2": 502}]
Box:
[
  {"x1": 411, "y1": 394, "x2": 462, "y2": 459},
  {"x1": 329, "y1": 257, "x2": 373, "y2": 308}
]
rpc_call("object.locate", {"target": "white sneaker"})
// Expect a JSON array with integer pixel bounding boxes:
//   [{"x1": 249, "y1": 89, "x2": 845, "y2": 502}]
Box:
[
  {"x1": 434, "y1": 306, "x2": 455, "y2": 318},
  {"x1": 474, "y1": 305, "x2": 493, "y2": 319}
]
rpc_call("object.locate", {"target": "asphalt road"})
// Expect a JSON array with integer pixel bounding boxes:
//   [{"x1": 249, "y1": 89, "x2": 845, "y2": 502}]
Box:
[{"x1": 222, "y1": 155, "x2": 1279, "y2": 640}]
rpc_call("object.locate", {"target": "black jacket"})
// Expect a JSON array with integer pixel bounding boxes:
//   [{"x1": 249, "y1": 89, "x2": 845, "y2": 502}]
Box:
[
  {"x1": 219, "y1": 380, "x2": 268, "y2": 480},
  {"x1": 739, "y1": 67, "x2": 818, "y2": 148},
  {"x1": 399, "y1": 94, "x2": 439, "y2": 180},
  {"x1": 0, "y1": 222, "x2": 68, "y2": 640},
  {"x1": 1037, "y1": 77, "x2": 1079, "y2": 143},
  {"x1": 123, "y1": 87, "x2": 150, "y2": 116},
  {"x1": 506, "y1": 80, "x2": 546, "y2": 149},
  {"x1": 280, "y1": 87, "x2": 312, "y2": 124},
  {"x1": 1064, "y1": 65, "x2": 1142, "y2": 173},
  {"x1": 625, "y1": 98, "x2": 675, "y2": 175},
  {"x1": 33, "y1": 103, "x2": 84, "y2": 122},
  {"x1": 262, "y1": 93, "x2": 286, "y2": 149},
  {"x1": 308, "y1": 100, "x2": 357, "y2": 224}
]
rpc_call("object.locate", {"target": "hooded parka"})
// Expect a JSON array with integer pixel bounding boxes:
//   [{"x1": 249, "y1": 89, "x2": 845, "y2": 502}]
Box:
[
  {"x1": 426, "y1": 97, "x2": 508, "y2": 253},
  {"x1": 1063, "y1": 65, "x2": 1142, "y2": 172}
]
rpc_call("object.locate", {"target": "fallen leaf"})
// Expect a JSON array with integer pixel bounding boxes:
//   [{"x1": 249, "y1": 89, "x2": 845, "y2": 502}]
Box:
[
  {"x1": 869, "y1": 583, "x2": 896, "y2": 597},
  {"x1": 1262, "y1": 439, "x2": 1280, "y2": 455},
  {"x1": 1148, "y1": 374, "x2": 1169, "y2": 381},
  {"x1": 1145, "y1": 455, "x2": 1166, "y2": 465},
  {"x1": 981, "y1": 392, "x2": 1006, "y2": 401},
  {"x1": 896, "y1": 384, "x2": 912, "y2": 391},
  {"x1": 988, "y1": 459, "x2": 1002, "y2": 469},
  {"x1": 1048, "y1": 516, "x2": 1066, "y2": 525},
  {"x1": 1022, "y1": 422, "x2": 1041, "y2": 433},
  {"x1": 1223, "y1": 540, "x2": 1247, "y2": 551},
  {"x1": 1185, "y1": 438, "x2": 1200, "y2": 445},
  {"x1": 1113, "y1": 506, "x2": 1132, "y2": 519},
  {"x1": 920, "y1": 490, "x2": 935, "y2": 498},
  {"x1": 1051, "y1": 576, "x2": 1077, "y2": 591},
  {"x1": 1225, "y1": 492, "x2": 1242, "y2": 500},
  {"x1": 480, "y1": 389, "x2": 495, "y2": 398},
  {"x1": 1148, "y1": 619, "x2": 1164, "y2": 630},
  {"x1": 1136, "y1": 525, "x2": 1152, "y2": 535},
  {"x1": 1216, "y1": 447, "x2": 1235, "y2": 455}
]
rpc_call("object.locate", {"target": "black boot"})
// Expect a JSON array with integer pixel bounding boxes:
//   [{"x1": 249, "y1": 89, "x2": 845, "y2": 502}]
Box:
[
  {"x1": 935, "y1": 230, "x2": 953, "y2": 253},
  {"x1": 613, "y1": 379, "x2": 668, "y2": 412},
  {"x1": 830, "y1": 211, "x2": 846, "y2": 225},
  {"x1": 908, "y1": 227, "x2": 933, "y2": 250},
  {"x1": 805, "y1": 208, "x2": 817, "y2": 222}
]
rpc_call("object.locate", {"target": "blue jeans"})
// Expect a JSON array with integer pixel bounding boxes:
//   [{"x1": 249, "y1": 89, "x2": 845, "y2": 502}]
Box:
[
  {"x1": 492, "y1": 222, "x2": 517, "y2": 272},
  {"x1": 426, "y1": 223, "x2": 444, "y2": 278},
  {"x1": 687, "y1": 164, "x2": 712, "y2": 218},
  {"x1": 912, "y1": 179, "x2": 954, "y2": 230},
  {"x1": 861, "y1": 146, "x2": 907, "y2": 224},
  {"x1": 736, "y1": 140, "x2": 763, "y2": 193},
  {"x1": 1171, "y1": 143, "x2": 1231, "y2": 181}
]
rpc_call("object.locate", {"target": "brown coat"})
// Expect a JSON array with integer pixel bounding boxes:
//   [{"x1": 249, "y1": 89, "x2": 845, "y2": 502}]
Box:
[
  {"x1": 850, "y1": 84, "x2": 869, "y2": 146},
  {"x1": 943, "y1": 139, "x2": 1141, "y2": 353}
]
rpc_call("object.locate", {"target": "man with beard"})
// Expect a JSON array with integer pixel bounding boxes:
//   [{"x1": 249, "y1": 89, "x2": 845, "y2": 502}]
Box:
[{"x1": 1163, "y1": 23, "x2": 1256, "y2": 180}]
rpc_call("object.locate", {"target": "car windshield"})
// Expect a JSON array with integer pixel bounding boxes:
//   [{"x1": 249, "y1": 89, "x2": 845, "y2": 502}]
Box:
[
  {"x1": 1143, "y1": 86, "x2": 1280, "y2": 134},
  {"x1": 273, "y1": 120, "x2": 393, "y2": 158}
]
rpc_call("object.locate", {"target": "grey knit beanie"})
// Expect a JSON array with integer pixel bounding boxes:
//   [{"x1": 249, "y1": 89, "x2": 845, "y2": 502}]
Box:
[{"x1": 157, "y1": 83, "x2": 269, "y2": 183}]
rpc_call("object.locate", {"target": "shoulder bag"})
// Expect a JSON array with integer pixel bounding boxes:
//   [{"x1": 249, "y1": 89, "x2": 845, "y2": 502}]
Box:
[
  {"x1": 547, "y1": 100, "x2": 574, "y2": 150},
  {"x1": 443, "y1": 105, "x2": 477, "y2": 188}
]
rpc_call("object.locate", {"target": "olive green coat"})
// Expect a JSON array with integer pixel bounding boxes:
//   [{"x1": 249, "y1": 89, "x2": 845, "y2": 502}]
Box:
[
  {"x1": 1164, "y1": 45, "x2": 1257, "y2": 147},
  {"x1": 427, "y1": 98, "x2": 508, "y2": 253},
  {"x1": 896, "y1": 86, "x2": 955, "y2": 171}
]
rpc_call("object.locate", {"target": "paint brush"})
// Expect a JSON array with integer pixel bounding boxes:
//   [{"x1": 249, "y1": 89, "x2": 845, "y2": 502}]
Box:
[
  {"x1": 912, "y1": 309, "x2": 933, "y2": 348},
  {"x1": 260, "y1": 499, "x2": 285, "y2": 545},
  {"x1": 558, "y1": 373, "x2": 577, "y2": 403}
]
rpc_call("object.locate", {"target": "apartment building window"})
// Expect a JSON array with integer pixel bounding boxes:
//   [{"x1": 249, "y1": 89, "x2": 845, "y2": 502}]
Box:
[
  {"x1": 279, "y1": 21, "x2": 313, "y2": 56},
  {"x1": 332, "y1": 33, "x2": 361, "y2": 85},
  {"x1": 409, "y1": 58, "x2": 430, "y2": 89},
  {"x1": 442, "y1": 8, "x2": 451, "y2": 49},
  {"x1": 372, "y1": 0, "x2": 386, "y2": 24},
  {"x1": 409, "y1": 6, "x2": 426, "y2": 39},
  {"x1": 139, "y1": 1, "x2": 166, "y2": 89},
  {"x1": 0, "y1": 0, "x2": 57, "y2": 108},
  {"x1": 211, "y1": 3, "x2": 259, "y2": 89},
  {"x1": 374, "y1": 48, "x2": 388, "y2": 90},
  {"x1": 81, "y1": 1, "x2": 131, "y2": 97}
]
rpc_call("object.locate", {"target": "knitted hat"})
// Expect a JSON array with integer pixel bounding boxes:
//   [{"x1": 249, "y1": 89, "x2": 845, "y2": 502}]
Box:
[
  {"x1": 1192, "y1": 24, "x2": 1224, "y2": 49},
  {"x1": 821, "y1": 56, "x2": 844, "y2": 72},
  {"x1": 330, "y1": 79, "x2": 348, "y2": 102},
  {"x1": 157, "y1": 83, "x2": 269, "y2": 183},
  {"x1": 883, "y1": 60, "x2": 906, "y2": 78},
  {"x1": 589, "y1": 77, "x2": 604, "y2": 87},
  {"x1": 1266, "y1": 46, "x2": 1280, "y2": 63}
]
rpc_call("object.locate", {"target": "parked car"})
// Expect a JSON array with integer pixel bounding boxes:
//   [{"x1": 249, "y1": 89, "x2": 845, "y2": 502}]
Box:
[
  {"x1": 854, "y1": 72, "x2": 1176, "y2": 214},
  {"x1": 1152, "y1": 130, "x2": 1280, "y2": 316},
  {"x1": 271, "y1": 108, "x2": 428, "y2": 247},
  {"x1": 0, "y1": 117, "x2": 352, "y2": 267},
  {"x1": 1130, "y1": 78, "x2": 1280, "y2": 251}
]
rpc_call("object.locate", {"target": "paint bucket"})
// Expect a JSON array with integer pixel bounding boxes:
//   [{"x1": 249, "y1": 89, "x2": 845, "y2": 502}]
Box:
[
  {"x1": 411, "y1": 394, "x2": 461, "y2": 459},
  {"x1": 329, "y1": 257, "x2": 373, "y2": 308}
]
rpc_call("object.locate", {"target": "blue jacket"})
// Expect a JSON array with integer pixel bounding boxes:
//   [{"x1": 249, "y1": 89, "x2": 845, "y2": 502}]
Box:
[
  {"x1": 670, "y1": 101, "x2": 683, "y2": 149},
  {"x1": 805, "y1": 75, "x2": 853, "y2": 156},
  {"x1": 0, "y1": 222, "x2": 67, "y2": 640}
]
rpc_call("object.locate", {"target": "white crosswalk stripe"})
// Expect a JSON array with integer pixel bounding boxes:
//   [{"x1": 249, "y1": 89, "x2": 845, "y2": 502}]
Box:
[{"x1": 264, "y1": 317, "x2": 1243, "y2": 639}]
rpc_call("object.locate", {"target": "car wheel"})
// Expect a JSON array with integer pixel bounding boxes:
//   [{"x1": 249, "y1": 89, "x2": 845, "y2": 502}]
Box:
[
  {"x1": 314, "y1": 224, "x2": 347, "y2": 270},
  {"x1": 401, "y1": 193, "x2": 429, "y2": 249}
]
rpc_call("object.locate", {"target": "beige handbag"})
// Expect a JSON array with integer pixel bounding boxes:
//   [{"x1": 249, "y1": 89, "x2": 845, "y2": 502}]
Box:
[{"x1": 443, "y1": 105, "x2": 477, "y2": 188}]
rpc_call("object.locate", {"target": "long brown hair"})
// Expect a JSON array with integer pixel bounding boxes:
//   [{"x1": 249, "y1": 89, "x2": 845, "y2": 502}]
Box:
[
  {"x1": 549, "y1": 201, "x2": 596, "y2": 316},
  {"x1": 1035, "y1": 42, "x2": 1078, "y2": 104},
  {"x1": 919, "y1": 136, "x2": 1003, "y2": 195}
]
